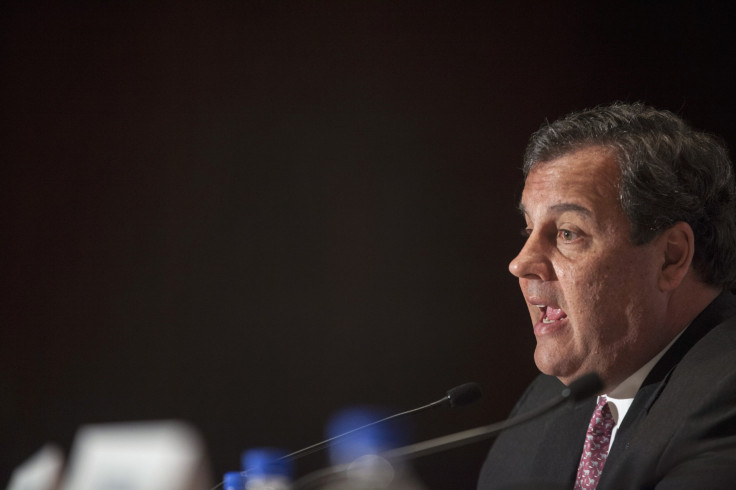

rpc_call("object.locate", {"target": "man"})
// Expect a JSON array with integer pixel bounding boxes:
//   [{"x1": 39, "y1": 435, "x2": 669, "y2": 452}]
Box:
[{"x1": 478, "y1": 102, "x2": 736, "y2": 489}]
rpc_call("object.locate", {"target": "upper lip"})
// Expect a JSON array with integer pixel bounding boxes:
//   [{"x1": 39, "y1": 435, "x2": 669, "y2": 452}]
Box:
[
  {"x1": 526, "y1": 295, "x2": 559, "y2": 309},
  {"x1": 525, "y1": 295, "x2": 565, "y2": 321}
]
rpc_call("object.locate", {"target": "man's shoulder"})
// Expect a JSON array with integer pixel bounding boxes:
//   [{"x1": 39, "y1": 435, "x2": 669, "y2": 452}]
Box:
[
  {"x1": 657, "y1": 307, "x2": 736, "y2": 409},
  {"x1": 670, "y1": 294, "x2": 736, "y2": 382}
]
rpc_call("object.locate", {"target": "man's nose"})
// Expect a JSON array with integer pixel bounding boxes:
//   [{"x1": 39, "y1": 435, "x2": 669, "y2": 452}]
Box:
[{"x1": 508, "y1": 232, "x2": 554, "y2": 281}]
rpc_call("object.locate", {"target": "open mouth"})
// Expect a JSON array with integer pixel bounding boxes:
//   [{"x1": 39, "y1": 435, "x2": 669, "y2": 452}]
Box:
[{"x1": 535, "y1": 304, "x2": 567, "y2": 324}]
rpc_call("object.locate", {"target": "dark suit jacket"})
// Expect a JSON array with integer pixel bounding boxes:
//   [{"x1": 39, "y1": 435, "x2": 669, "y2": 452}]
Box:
[{"x1": 478, "y1": 291, "x2": 736, "y2": 490}]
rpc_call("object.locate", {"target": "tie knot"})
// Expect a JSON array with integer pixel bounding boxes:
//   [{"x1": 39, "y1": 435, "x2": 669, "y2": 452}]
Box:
[{"x1": 593, "y1": 396, "x2": 613, "y2": 430}]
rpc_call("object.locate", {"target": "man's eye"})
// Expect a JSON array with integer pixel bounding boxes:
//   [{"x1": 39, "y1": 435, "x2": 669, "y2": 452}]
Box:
[{"x1": 558, "y1": 229, "x2": 578, "y2": 241}]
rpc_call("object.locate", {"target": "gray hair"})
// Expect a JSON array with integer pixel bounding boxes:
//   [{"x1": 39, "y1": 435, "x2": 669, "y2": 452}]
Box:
[{"x1": 523, "y1": 102, "x2": 736, "y2": 289}]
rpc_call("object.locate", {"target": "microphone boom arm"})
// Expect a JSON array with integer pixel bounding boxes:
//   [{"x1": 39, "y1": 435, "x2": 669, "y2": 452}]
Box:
[{"x1": 277, "y1": 397, "x2": 449, "y2": 463}]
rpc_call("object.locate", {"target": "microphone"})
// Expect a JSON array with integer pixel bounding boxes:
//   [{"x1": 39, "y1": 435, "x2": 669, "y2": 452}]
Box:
[
  {"x1": 382, "y1": 372, "x2": 603, "y2": 461},
  {"x1": 292, "y1": 372, "x2": 602, "y2": 489},
  {"x1": 276, "y1": 382, "x2": 482, "y2": 463},
  {"x1": 445, "y1": 382, "x2": 484, "y2": 408}
]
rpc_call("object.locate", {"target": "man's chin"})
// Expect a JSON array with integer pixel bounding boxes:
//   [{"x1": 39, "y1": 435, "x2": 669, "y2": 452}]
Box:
[{"x1": 533, "y1": 353, "x2": 586, "y2": 386}]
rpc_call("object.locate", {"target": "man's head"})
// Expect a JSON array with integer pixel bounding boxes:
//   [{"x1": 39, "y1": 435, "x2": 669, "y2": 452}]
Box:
[
  {"x1": 524, "y1": 102, "x2": 736, "y2": 289},
  {"x1": 510, "y1": 102, "x2": 736, "y2": 388}
]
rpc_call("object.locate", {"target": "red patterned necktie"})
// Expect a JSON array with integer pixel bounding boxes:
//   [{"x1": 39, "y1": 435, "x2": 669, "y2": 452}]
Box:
[{"x1": 574, "y1": 396, "x2": 614, "y2": 490}]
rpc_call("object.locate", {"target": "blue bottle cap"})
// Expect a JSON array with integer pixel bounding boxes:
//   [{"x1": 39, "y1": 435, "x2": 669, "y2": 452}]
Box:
[{"x1": 223, "y1": 471, "x2": 245, "y2": 490}]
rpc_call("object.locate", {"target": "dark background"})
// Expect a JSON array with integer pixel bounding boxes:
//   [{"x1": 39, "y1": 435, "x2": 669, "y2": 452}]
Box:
[{"x1": 2, "y1": 1, "x2": 735, "y2": 488}]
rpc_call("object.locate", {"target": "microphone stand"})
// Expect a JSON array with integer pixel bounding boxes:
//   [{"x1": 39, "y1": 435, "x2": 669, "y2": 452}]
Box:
[
  {"x1": 278, "y1": 382, "x2": 481, "y2": 464},
  {"x1": 293, "y1": 373, "x2": 602, "y2": 489},
  {"x1": 292, "y1": 401, "x2": 554, "y2": 490}
]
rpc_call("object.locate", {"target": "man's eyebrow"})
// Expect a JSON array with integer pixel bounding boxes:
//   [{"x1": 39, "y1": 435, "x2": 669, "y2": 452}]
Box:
[{"x1": 517, "y1": 202, "x2": 592, "y2": 216}]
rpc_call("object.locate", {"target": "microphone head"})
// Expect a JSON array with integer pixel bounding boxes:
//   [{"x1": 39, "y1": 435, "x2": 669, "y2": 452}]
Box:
[
  {"x1": 562, "y1": 372, "x2": 604, "y2": 401},
  {"x1": 446, "y1": 382, "x2": 483, "y2": 408}
]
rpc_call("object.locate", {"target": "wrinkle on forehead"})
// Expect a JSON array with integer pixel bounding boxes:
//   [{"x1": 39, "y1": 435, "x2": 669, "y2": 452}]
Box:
[
  {"x1": 520, "y1": 147, "x2": 622, "y2": 219},
  {"x1": 519, "y1": 202, "x2": 593, "y2": 218}
]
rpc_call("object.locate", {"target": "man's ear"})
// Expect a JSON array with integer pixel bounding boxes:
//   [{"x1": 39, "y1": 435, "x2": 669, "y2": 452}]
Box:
[{"x1": 658, "y1": 221, "x2": 695, "y2": 291}]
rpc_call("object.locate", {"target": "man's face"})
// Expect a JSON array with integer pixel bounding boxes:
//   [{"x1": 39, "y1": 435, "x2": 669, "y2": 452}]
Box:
[{"x1": 509, "y1": 146, "x2": 667, "y2": 387}]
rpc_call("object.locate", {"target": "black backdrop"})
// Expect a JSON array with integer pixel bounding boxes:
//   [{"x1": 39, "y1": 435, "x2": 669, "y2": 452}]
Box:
[{"x1": 2, "y1": 2, "x2": 735, "y2": 488}]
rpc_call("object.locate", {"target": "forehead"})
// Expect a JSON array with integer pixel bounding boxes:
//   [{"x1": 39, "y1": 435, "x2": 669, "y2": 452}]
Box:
[{"x1": 520, "y1": 146, "x2": 622, "y2": 219}]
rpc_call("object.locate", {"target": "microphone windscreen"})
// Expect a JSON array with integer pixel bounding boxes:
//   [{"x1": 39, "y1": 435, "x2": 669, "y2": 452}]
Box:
[
  {"x1": 564, "y1": 372, "x2": 604, "y2": 401},
  {"x1": 446, "y1": 382, "x2": 483, "y2": 408}
]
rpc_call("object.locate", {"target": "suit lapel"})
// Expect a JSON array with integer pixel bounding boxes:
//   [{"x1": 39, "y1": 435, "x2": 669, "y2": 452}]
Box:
[{"x1": 599, "y1": 291, "x2": 736, "y2": 488}]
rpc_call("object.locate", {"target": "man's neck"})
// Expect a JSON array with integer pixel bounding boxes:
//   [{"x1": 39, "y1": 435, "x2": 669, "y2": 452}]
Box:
[{"x1": 612, "y1": 283, "x2": 721, "y2": 390}]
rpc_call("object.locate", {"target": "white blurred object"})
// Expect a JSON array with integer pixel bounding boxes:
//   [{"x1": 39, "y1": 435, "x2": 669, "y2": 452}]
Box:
[
  {"x1": 6, "y1": 444, "x2": 64, "y2": 490},
  {"x1": 58, "y1": 420, "x2": 210, "y2": 490},
  {"x1": 311, "y1": 456, "x2": 426, "y2": 490},
  {"x1": 345, "y1": 454, "x2": 395, "y2": 488}
]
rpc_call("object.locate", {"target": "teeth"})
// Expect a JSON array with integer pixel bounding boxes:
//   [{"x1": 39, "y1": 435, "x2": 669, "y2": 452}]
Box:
[{"x1": 535, "y1": 304, "x2": 553, "y2": 323}]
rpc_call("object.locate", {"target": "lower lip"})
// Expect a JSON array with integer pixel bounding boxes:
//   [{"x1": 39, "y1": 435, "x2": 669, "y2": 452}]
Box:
[{"x1": 533, "y1": 316, "x2": 568, "y2": 336}]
